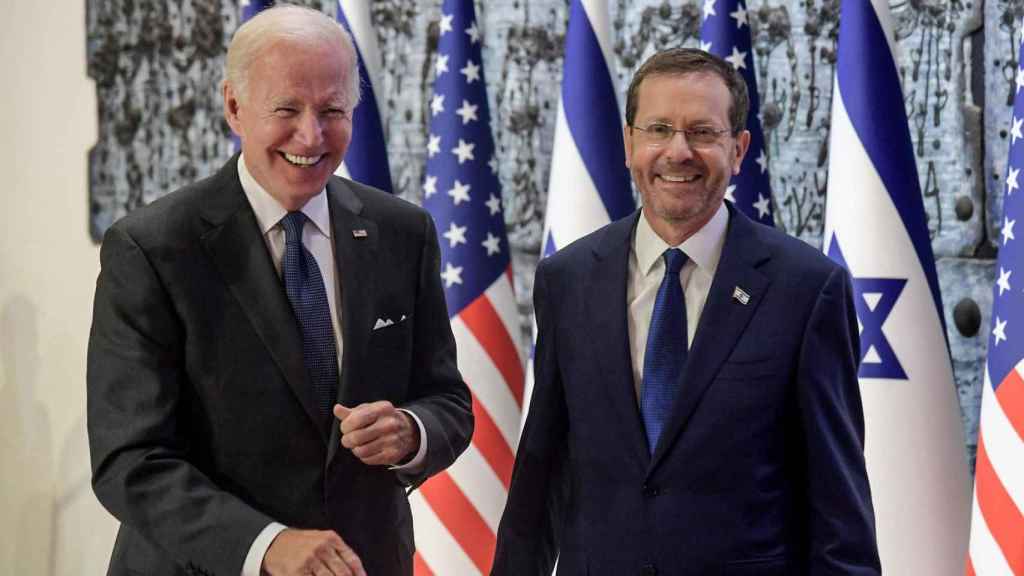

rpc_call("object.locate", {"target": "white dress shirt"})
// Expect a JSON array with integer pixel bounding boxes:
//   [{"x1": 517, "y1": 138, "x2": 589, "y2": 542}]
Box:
[
  {"x1": 236, "y1": 156, "x2": 427, "y2": 576},
  {"x1": 627, "y1": 203, "x2": 730, "y2": 401}
]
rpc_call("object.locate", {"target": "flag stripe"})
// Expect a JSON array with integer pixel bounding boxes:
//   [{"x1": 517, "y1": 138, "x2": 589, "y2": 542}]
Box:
[
  {"x1": 419, "y1": 472, "x2": 496, "y2": 574},
  {"x1": 461, "y1": 294, "x2": 525, "y2": 406},
  {"x1": 470, "y1": 392, "x2": 515, "y2": 487},
  {"x1": 966, "y1": 555, "x2": 975, "y2": 576},
  {"x1": 452, "y1": 318, "x2": 521, "y2": 449},
  {"x1": 969, "y1": 493, "x2": 1016, "y2": 576},
  {"x1": 834, "y1": 0, "x2": 944, "y2": 327},
  {"x1": 447, "y1": 440, "x2": 507, "y2": 531},
  {"x1": 409, "y1": 492, "x2": 478, "y2": 575},
  {"x1": 974, "y1": 430, "x2": 1024, "y2": 574},
  {"x1": 560, "y1": 0, "x2": 634, "y2": 223},
  {"x1": 997, "y1": 367, "x2": 1024, "y2": 442},
  {"x1": 981, "y1": 369, "x2": 1024, "y2": 520},
  {"x1": 413, "y1": 552, "x2": 434, "y2": 576}
]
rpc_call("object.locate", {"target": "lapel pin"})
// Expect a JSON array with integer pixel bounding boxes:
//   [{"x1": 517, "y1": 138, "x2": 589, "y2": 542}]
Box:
[
  {"x1": 732, "y1": 286, "x2": 751, "y2": 305},
  {"x1": 352, "y1": 229, "x2": 368, "y2": 238}
]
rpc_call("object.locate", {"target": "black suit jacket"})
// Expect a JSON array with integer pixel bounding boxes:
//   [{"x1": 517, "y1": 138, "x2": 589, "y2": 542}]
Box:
[
  {"x1": 87, "y1": 156, "x2": 473, "y2": 576},
  {"x1": 492, "y1": 205, "x2": 880, "y2": 575}
]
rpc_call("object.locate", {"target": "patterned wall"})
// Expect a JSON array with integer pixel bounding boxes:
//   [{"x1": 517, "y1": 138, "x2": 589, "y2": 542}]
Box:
[{"x1": 86, "y1": 0, "x2": 1020, "y2": 469}]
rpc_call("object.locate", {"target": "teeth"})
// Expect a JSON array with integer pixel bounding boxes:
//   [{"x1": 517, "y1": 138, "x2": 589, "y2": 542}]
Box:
[
  {"x1": 660, "y1": 174, "x2": 698, "y2": 183},
  {"x1": 283, "y1": 153, "x2": 322, "y2": 166}
]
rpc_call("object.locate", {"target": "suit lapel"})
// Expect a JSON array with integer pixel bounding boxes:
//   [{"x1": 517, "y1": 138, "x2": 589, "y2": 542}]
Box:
[
  {"x1": 648, "y1": 206, "x2": 771, "y2": 471},
  {"x1": 198, "y1": 157, "x2": 328, "y2": 441},
  {"x1": 589, "y1": 212, "x2": 650, "y2": 466},
  {"x1": 324, "y1": 178, "x2": 379, "y2": 465}
]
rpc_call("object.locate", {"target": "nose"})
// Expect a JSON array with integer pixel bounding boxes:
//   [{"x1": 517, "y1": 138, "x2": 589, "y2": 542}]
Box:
[
  {"x1": 663, "y1": 131, "x2": 695, "y2": 162},
  {"x1": 294, "y1": 110, "x2": 325, "y2": 148}
]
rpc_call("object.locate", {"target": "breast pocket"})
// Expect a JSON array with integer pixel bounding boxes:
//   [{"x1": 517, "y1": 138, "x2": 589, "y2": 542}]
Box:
[{"x1": 715, "y1": 357, "x2": 777, "y2": 380}]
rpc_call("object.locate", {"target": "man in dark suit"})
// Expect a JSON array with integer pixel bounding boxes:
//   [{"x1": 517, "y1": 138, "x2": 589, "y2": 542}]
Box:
[
  {"x1": 87, "y1": 6, "x2": 472, "y2": 576},
  {"x1": 492, "y1": 48, "x2": 880, "y2": 575}
]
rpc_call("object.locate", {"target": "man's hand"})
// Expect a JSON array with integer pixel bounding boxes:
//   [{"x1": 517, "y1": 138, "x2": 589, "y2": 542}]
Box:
[
  {"x1": 262, "y1": 529, "x2": 365, "y2": 576},
  {"x1": 333, "y1": 401, "x2": 420, "y2": 466}
]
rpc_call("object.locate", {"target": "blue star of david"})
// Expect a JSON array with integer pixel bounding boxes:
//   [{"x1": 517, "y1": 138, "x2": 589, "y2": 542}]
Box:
[{"x1": 827, "y1": 238, "x2": 908, "y2": 380}]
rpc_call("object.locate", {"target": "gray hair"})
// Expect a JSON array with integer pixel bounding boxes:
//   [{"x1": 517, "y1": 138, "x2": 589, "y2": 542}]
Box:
[{"x1": 225, "y1": 4, "x2": 361, "y2": 109}]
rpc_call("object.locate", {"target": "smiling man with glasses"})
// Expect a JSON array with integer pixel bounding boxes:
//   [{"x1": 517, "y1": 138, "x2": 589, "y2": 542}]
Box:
[{"x1": 493, "y1": 48, "x2": 880, "y2": 575}]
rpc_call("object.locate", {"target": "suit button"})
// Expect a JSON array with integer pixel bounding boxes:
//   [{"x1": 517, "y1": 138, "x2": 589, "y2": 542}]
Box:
[
  {"x1": 640, "y1": 564, "x2": 657, "y2": 576},
  {"x1": 642, "y1": 483, "x2": 659, "y2": 497}
]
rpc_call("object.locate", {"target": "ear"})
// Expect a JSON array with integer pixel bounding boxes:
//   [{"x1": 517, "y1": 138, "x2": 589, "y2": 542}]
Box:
[
  {"x1": 222, "y1": 81, "x2": 243, "y2": 137},
  {"x1": 623, "y1": 124, "x2": 633, "y2": 168},
  {"x1": 732, "y1": 130, "x2": 752, "y2": 175}
]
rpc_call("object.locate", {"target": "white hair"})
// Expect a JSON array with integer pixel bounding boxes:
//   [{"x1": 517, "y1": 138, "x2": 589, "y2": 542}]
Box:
[{"x1": 224, "y1": 4, "x2": 361, "y2": 109}]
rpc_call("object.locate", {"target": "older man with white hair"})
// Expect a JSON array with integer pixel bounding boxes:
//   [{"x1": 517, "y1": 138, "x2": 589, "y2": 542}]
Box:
[{"x1": 87, "y1": 6, "x2": 472, "y2": 576}]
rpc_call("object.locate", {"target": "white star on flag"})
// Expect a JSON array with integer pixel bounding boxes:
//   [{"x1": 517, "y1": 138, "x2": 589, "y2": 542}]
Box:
[
  {"x1": 460, "y1": 60, "x2": 481, "y2": 84},
  {"x1": 1008, "y1": 166, "x2": 1020, "y2": 196},
  {"x1": 447, "y1": 179, "x2": 471, "y2": 205},
  {"x1": 456, "y1": 100, "x2": 479, "y2": 124},
  {"x1": 1016, "y1": 67, "x2": 1024, "y2": 93},
  {"x1": 753, "y1": 194, "x2": 771, "y2": 219},
  {"x1": 1004, "y1": 217, "x2": 1016, "y2": 245},
  {"x1": 452, "y1": 138, "x2": 475, "y2": 163},
  {"x1": 700, "y1": 40, "x2": 713, "y2": 52},
  {"x1": 993, "y1": 316, "x2": 1008, "y2": 345},
  {"x1": 703, "y1": 0, "x2": 717, "y2": 19},
  {"x1": 431, "y1": 94, "x2": 445, "y2": 116},
  {"x1": 439, "y1": 13, "x2": 453, "y2": 35},
  {"x1": 435, "y1": 54, "x2": 449, "y2": 76},
  {"x1": 756, "y1": 149, "x2": 768, "y2": 173},
  {"x1": 997, "y1": 267, "x2": 1012, "y2": 296},
  {"x1": 424, "y1": 175, "x2": 438, "y2": 198},
  {"x1": 1012, "y1": 116, "x2": 1023, "y2": 146},
  {"x1": 724, "y1": 184, "x2": 737, "y2": 202},
  {"x1": 427, "y1": 134, "x2": 441, "y2": 157},
  {"x1": 486, "y1": 193, "x2": 501, "y2": 216},
  {"x1": 730, "y1": 6, "x2": 748, "y2": 28},
  {"x1": 488, "y1": 156, "x2": 499, "y2": 174},
  {"x1": 725, "y1": 46, "x2": 747, "y2": 69},
  {"x1": 482, "y1": 232, "x2": 501, "y2": 256},
  {"x1": 440, "y1": 262, "x2": 463, "y2": 287},
  {"x1": 465, "y1": 22, "x2": 480, "y2": 44},
  {"x1": 443, "y1": 222, "x2": 468, "y2": 247}
]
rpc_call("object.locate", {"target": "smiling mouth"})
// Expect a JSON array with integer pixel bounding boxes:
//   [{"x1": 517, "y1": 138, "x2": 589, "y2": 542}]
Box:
[
  {"x1": 659, "y1": 174, "x2": 700, "y2": 183},
  {"x1": 281, "y1": 152, "x2": 324, "y2": 167}
]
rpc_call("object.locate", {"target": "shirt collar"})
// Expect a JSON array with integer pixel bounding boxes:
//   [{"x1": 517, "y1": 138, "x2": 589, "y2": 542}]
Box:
[
  {"x1": 237, "y1": 153, "x2": 332, "y2": 238},
  {"x1": 634, "y1": 201, "x2": 729, "y2": 277}
]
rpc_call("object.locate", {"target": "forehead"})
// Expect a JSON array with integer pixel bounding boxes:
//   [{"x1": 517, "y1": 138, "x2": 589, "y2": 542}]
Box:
[
  {"x1": 248, "y1": 38, "x2": 351, "y2": 101},
  {"x1": 634, "y1": 71, "x2": 733, "y2": 124}
]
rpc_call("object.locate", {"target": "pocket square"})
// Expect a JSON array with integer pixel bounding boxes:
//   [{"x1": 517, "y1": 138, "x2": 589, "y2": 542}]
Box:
[{"x1": 373, "y1": 317, "x2": 395, "y2": 331}]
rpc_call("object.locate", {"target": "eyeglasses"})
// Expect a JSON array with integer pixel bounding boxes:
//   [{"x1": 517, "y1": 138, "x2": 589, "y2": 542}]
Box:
[{"x1": 630, "y1": 123, "x2": 734, "y2": 147}]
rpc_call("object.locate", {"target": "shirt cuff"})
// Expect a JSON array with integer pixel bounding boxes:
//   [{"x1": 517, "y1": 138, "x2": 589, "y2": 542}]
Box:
[
  {"x1": 242, "y1": 522, "x2": 287, "y2": 576},
  {"x1": 390, "y1": 408, "x2": 428, "y2": 473}
]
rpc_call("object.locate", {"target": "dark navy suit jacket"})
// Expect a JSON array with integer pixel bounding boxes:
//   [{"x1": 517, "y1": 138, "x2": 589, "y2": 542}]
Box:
[
  {"x1": 493, "y1": 204, "x2": 880, "y2": 575},
  {"x1": 87, "y1": 156, "x2": 472, "y2": 576}
]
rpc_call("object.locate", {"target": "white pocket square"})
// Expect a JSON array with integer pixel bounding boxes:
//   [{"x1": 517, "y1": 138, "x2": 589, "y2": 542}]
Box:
[{"x1": 373, "y1": 317, "x2": 395, "y2": 331}]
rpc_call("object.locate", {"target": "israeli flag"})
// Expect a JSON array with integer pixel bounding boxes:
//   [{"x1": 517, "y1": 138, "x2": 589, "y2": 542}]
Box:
[
  {"x1": 525, "y1": 0, "x2": 636, "y2": 420},
  {"x1": 335, "y1": 0, "x2": 394, "y2": 193},
  {"x1": 823, "y1": 0, "x2": 970, "y2": 573}
]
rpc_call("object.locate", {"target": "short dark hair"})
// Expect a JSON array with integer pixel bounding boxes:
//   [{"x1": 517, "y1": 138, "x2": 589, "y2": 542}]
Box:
[{"x1": 624, "y1": 48, "x2": 750, "y2": 133}]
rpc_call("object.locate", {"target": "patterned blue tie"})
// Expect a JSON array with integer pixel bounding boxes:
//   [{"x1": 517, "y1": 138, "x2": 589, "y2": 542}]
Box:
[
  {"x1": 641, "y1": 248, "x2": 689, "y2": 455},
  {"x1": 280, "y1": 212, "x2": 339, "y2": 419}
]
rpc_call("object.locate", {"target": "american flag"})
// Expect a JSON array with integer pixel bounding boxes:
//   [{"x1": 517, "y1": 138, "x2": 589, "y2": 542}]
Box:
[
  {"x1": 824, "y1": 1, "x2": 970, "y2": 573},
  {"x1": 699, "y1": 0, "x2": 773, "y2": 225},
  {"x1": 966, "y1": 18, "x2": 1024, "y2": 575},
  {"x1": 415, "y1": 1, "x2": 525, "y2": 574}
]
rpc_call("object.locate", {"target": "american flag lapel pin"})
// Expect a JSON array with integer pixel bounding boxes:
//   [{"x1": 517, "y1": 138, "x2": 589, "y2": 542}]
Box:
[
  {"x1": 352, "y1": 229, "x2": 368, "y2": 238},
  {"x1": 732, "y1": 286, "x2": 751, "y2": 305}
]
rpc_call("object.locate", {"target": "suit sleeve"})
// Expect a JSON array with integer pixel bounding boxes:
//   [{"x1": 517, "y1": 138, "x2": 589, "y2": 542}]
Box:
[
  {"x1": 87, "y1": 224, "x2": 273, "y2": 576},
  {"x1": 491, "y1": 260, "x2": 568, "y2": 576},
  {"x1": 797, "y1": 265, "x2": 881, "y2": 575},
  {"x1": 397, "y1": 212, "x2": 473, "y2": 486}
]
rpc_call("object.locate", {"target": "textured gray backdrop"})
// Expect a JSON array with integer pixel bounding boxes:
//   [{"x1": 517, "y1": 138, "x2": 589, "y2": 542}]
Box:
[{"x1": 86, "y1": 0, "x2": 1018, "y2": 471}]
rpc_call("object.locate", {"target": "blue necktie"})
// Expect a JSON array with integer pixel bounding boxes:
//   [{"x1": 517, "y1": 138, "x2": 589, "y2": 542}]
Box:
[
  {"x1": 281, "y1": 212, "x2": 339, "y2": 419},
  {"x1": 641, "y1": 248, "x2": 689, "y2": 455}
]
